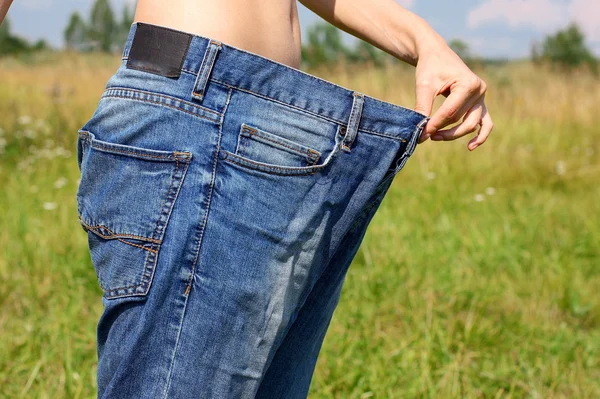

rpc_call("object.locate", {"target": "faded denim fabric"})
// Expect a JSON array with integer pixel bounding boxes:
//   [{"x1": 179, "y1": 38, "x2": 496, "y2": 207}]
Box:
[{"x1": 75, "y1": 23, "x2": 428, "y2": 399}]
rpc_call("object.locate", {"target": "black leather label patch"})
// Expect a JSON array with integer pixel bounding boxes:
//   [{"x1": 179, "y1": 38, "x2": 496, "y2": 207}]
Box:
[{"x1": 126, "y1": 23, "x2": 192, "y2": 78}]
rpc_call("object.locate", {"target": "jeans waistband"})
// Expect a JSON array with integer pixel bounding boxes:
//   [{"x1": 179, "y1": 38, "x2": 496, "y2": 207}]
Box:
[{"x1": 122, "y1": 22, "x2": 428, "y2": 139}]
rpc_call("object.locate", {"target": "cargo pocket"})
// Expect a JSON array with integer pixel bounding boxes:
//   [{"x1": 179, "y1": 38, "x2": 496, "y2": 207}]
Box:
[{"x1": 76, "y1": 130, "x2": 192, "y2": 299}]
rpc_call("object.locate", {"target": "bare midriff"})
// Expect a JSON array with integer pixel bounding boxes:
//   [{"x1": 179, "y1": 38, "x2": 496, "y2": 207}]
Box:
[{"x1": 134, "y1": 0, "x2": 303, "y2": 69}]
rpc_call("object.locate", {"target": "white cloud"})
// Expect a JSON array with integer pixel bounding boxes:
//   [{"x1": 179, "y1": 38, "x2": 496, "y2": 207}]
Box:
[
  {"x1": 468, "y1": 0, "x2": 600, "y2": 42},
  {"x1": 467, "y1": 0, "x2": 564, "y2": 30}
]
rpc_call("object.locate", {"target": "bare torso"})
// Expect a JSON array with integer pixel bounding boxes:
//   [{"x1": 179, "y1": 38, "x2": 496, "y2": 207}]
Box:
[{"x1": 134, "y1": 0, "x2": 302, "y2": 68}]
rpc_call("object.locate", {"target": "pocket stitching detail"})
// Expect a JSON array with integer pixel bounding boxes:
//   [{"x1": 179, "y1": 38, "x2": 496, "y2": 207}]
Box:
[
  {"x1": 78, "y1": 216, "x2": 162, "y2": 244},
  {"x1": 220, "y1": 149, "x2": 333, "y2": 176},
  {"x1": 79, "y1": 130, "x2": 191, "y2": 162},
  {"x1": 238, "y1": 124, "x2": 321, "y2": 164},
  {"x1": 77, "y1": 130, "x2": 192, "y2": 299}
]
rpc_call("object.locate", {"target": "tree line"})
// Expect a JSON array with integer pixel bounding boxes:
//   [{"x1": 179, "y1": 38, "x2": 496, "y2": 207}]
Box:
[
  {"x1": 0, "y1": 0, "x2": 133, "y2": 56},
  {"x1": 0, "y1": 0, "x2": 597, "y2": 73},
  {"x1": 64, "y1": 0, "x2": 133, "y2": 52}
]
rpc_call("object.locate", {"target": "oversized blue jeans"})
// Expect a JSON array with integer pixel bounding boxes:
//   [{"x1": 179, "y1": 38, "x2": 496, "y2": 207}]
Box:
[{"x1": 75, "y1": 23, "x2": 428, "y2": 399}]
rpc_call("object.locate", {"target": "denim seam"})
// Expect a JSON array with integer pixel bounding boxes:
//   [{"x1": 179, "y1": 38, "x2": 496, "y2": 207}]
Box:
[
  {"x1": 102, "y1": 88, "x2": 221, "y2": 123},
  {"x1": 90, "y1": 142, "x2": 185, "y2": 160},
  {"x1": 191, "y1": 46, "x2": 212, "y2": 98},
  {"x1": 220, "y1": 150, "x2": 325, "y2": 176},
  {"x1": 109, "y1": 70, "x2": 410, "y2": 141},
  {"x1": 126, "y1": 155, "x2": 191, "y2": 300},
  {"x1": 207, "y1": 78, "x2": 413, "y2": 142},
  {"x1": 79, "y1": 129, "x2": 192, "y2": 299},
  {"x1": 115, "y1": 238, "x2": 157, "y2": 253},
  {"x1": 240, "y1": 124, "x2": 322, "y2": 162},
  {"x1": 150, "y1": 158, "x2": 180, "y2": 243},
  {"x1": 78, "y1": 217, "x2": 163, "y2": 244},
  {"x1": 161, "y1": 87, "x2": 231, "y2": 399},
  {"x1": 341, "y1": 93, "x2": 362, "y2": 152},
  {"x1": 184, "y1": 86, "x2": 231, "y2": 295},
  {"x1": 374, "y1": 116, "x2": 428, "y2": 192},
  {"x1": 99, "y1": 244, "x2": 157, "y2": 296},
  {"x1": 192, "y1": 40, "x2": 222, "y2": 99},
  {"x1": 104, "y1": 87, "x2": 221, "y2": 116}
]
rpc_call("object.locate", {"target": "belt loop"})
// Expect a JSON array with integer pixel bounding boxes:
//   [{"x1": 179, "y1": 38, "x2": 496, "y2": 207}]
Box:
[
  {"x1": 341, "y1": 92, "x2": 364, "y2": 153},
  {"x1": 192, "y1": 40, "x2": 222, "y2": 103}
]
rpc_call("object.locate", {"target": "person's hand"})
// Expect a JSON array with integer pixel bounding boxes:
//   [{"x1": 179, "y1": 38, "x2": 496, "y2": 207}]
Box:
[{"x1": 413, "y1": 45, "x2": 493, "y2": 151}]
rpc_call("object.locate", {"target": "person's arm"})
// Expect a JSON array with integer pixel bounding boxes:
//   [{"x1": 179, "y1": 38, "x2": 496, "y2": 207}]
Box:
[
  {"x1": 299, "y1": 0, "x2": 493, "y2": 151},
  {"x1": 0, "y1": 0, "x2": 13, "y2": 25}
]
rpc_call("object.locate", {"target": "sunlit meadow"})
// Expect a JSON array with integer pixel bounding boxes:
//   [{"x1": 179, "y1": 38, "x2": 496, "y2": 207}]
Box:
[{"x1": 0, "y1": 52, "x2": 598, "y2": 398}]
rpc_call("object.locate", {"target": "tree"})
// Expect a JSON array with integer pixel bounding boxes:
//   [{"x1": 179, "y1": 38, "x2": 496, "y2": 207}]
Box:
[
  {"x1": 121, "y1": 3, "x2": 134, "y2": 31},
  {"x1": 114, "y1": 3, "x2": 135, "y2": 48},
  {"x1": 449, "y1": 39, "x2": 470, "y2": 61},
  {"x1": 536, "y1": 23, "x2": 597, "y2": 71},
  {"x1": 64, "y1": 12, "x2": 88, "y2": 51},
  {"x1": 0, "y1": 18, "x2": 32, "y2": 56},
  {"x1": 346, "y1": 40, "x2": 389, "y2": 67},
  {"x1": 301, "y1": 22, "x2": 351, "y2": 68},
  {"x1": 88, "y1": 0, "x2": 116, "y2": 52}
]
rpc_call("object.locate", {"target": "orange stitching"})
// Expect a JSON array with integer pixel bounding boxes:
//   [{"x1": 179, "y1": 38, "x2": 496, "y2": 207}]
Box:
[
  {"x1": 79, "y1": 217, "x2": 162, "y2": 244},
  {"x1": 103, "y1": 87, "x2": 221, "y2": 116},
  {"x1": 116, "y1": 238, "x2": 158, "y2": 254},
  {"x1": 193, "y1": 44, "x2": 215, "y2": 97},
  {"x1": 208, "y1": 79, "x2": 414, "y2": 141},
  {"x1": 91, "y1": 141, "x2": 190, "y2": 161},
  {"x1": 240, "y1": 125, "x2": 321, "y2": 159},
  {"x1": 102, "y1": 93, "x2": 221, "y2": 123},
  {"x1": 185, "y1": 87, "x2": 232, "y2": 296},
  {"x1": 222, "y1": 152, "x2": 324, "y2": 176},
  {"x1": 102, "y1": 250, "x2": 158, "y2": 297},
  {"x1": 240, "y1": 134, "x2": 249, "y2": 157},
  {"x1": 344, "y1": 100, "x2": 358, "y2": 147},
  {"x1": 150, "y1": 157, "x2": 180, "y2": 242}
]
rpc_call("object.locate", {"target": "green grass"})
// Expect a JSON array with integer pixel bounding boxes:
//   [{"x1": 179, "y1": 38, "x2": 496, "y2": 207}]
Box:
[{"x1": 0, "y1": 55, "x2": 598, "y2": 398}]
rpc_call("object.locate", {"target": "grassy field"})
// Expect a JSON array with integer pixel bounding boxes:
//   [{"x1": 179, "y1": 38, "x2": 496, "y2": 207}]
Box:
[{"x1": 0, "y1": 53, "x2": 598, "y2": 398}]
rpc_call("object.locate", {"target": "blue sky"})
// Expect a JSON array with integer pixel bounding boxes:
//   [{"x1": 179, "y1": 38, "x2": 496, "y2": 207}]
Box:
[{"x1": 6, "y1": 0, "x2": 600, "y2": 59}]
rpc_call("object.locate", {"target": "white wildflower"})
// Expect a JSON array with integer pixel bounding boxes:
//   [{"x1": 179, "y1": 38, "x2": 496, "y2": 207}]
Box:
[
  {"x1": 485, "y1": 187, "x2": 496, "y2": 196},
  {"x1": 35, "y1": 119, "x2": 49, "y2": 131},
  {"x1": 23, "y1": 129, "x2": 37, "y2": 139},
  {"x1": 426, "y1": 171, "x2": 436, "y2": 180},
  {"x1": 43, "y1": 202, "x2": 58, "y2": 211},
  {"x1": 17, "y1": 160, "x2": 31, "y2": 170},
  {"x1": 18, "y1": 115, "x2": 32, "y2": 125},
  {"x1": 555, "y1": 160, "x2": 566, "y2": 176},
  {"x1": 474, "y1": 194, "x2": 485, "y2": 202},
  {"x1": 54, "y1": 177, "x2": 68, "y2": 189},
  {"x1": 55, "y1": 147, "x2": 72, "y2": 158}
]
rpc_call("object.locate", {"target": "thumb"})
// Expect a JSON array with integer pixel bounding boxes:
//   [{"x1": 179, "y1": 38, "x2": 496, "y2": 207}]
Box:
[
  {"x1": 414, "y1": 83, "x2": 435, "y2": 117},
  {"x1": 414, "y1": 83, "x2": 435, "y2": 141}
]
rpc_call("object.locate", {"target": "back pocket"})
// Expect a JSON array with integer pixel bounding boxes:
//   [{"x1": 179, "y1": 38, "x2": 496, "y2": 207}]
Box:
[{"x1": 76, "y1": 130, "x2": 192, "y2": 299}]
